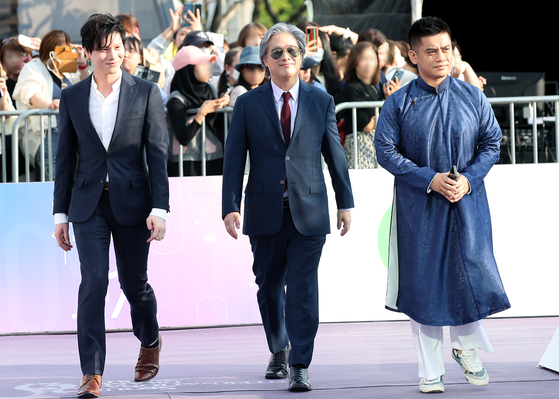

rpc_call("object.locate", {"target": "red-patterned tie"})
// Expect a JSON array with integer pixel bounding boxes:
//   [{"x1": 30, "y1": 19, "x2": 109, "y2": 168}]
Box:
[{"x1": 281, "y1": 92, "x2": 291, "y2": 146}]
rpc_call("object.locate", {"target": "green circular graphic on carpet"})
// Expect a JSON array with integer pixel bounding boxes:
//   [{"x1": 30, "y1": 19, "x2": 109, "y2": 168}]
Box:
[{"x1": 378, "y1": 206, "x2": 392, "y2": 271}]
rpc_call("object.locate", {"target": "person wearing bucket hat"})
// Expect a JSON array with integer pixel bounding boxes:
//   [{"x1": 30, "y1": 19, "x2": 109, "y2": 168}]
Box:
[
  {"x1": 298, "y1": 56, "x2": 326, "y2": 93},
  {"x1": 166, "y1": 45, "x2": 229, "y2": 176},
  {"x1": 229, "y1": 46, "x2": 267, "y2": 107}
]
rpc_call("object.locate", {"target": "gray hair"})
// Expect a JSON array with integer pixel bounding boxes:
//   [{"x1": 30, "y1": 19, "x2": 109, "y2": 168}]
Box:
[{"x1": 259, "y1": 22, "x2": 306, "y2": 78}]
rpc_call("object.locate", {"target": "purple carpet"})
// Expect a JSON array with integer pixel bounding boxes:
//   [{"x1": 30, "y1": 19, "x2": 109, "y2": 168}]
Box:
[{"x1": 1, "y1": 317, "x2": 558, "y2": 398}]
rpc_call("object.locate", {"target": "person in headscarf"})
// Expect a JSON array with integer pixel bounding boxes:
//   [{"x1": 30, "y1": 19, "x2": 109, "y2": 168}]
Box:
[{"x1": 166, "y1": 45, "x2": 230, "y2": 176}]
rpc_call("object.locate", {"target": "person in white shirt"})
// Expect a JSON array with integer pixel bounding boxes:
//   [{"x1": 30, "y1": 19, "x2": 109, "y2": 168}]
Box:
[{"x1": 52, "y1": 14, "x2": 169, "y2": 398}]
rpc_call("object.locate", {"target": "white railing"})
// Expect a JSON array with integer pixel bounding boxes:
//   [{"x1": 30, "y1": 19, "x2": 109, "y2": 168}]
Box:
[
  {"x1": 335, "y1": 95, "x2": 559, "y2": 168},
  {"x1": 2, "y1": 95, "x2": 559, "y2": 182}
]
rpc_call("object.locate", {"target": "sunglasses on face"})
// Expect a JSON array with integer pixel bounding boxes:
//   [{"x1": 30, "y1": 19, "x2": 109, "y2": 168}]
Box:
[{"x1": 268, "y1": 45, "x2": 300, "y2": 60}]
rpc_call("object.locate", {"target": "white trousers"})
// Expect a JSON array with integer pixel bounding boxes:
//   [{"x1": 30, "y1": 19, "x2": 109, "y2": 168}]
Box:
[{"x1": 410, "y1": 319, "x2": 494, "y2": 380}]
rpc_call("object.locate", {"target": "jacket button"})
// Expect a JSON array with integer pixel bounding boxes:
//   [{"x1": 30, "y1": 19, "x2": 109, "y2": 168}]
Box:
[
  {"x1": 100, "y1": 179, "x2": 104, "y2": 184},
  {"x1": 106, "y1": 154, "x2": 111, "y2": 159},
  {"x1": 285, "y1": 156, "x2": 291, "y2": 160},
  {"x1": 280, "y1": 180, "x2": 285, "y2": 185}
]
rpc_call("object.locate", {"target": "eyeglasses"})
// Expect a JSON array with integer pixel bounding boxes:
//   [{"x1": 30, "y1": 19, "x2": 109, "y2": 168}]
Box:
[{"x1": 268, "y1": 45, "x2": 300, "y2": 60}]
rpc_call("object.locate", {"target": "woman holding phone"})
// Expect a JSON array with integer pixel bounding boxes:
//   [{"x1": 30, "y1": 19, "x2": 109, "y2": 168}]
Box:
[
  {"x1": 166, "y1": 45, "x2": 230, "y2": 176},
  {"x1": 13, "y1": 30, "x2": 89, "y2": 180},
  {"x1": 340, "y1": 41, "x2": 382, "y2": 168}
]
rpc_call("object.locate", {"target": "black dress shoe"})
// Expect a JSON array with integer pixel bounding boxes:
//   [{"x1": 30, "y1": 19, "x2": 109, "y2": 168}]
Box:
[
  {"x1": 265, "y1": 346, "x2": 289, "y2": 379},
  {"x1": 289, "y1": 365, "x2": 312, "y2": 391}
]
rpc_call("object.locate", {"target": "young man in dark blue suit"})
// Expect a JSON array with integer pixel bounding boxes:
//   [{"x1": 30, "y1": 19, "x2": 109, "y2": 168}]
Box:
[
  {"x1": 53, "y1": 14, "x2": 169, "y2": 398},
  {"x1": 222, "y1": 23, "x2": 354, "y2": 392}
]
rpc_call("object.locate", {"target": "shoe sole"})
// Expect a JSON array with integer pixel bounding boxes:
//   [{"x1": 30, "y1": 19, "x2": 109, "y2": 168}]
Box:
[
  {"x1": 77, "y1": 393, "x2": 99, "y2": 398},
  {"x1": 420, "y1": 387, "x2": 444, "y2": 393},
  {"x1": 464, "y1": 374, "x2": 489, "y2": 386},
  {"x1": 289, "y1": 384, "x2": 312, "y2": 392},
  {"x1": 452, "y1": 350, "x2": 489, "y2": 386},
  {"x1": 134, "y1": 370, "x2": 159, "y2": 382},
  {"x1": 265, "y1": 372, "x2": 288, "y2": 379}
]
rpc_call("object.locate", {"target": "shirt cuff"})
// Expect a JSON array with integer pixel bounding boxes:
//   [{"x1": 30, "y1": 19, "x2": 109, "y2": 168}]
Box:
[
  {"x1": 54, "y1": 213, "x2": 69, "y2": 225},
  {"x1": 426, "y1": 174, "x2": 438, "y2": 193},
  {"x1": 462, "y1": 175, "x2": 472, "y2": 194},
  {"x1": 338, "y1": 208, "x2": 353, "y2": 211},
  {"x1": 150, "y1": 208, "x2": 167, "y2": 221}
]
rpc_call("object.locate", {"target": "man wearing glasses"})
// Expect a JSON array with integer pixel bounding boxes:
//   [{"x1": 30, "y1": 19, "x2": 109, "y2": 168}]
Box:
[{"x1": 222, "y1": 23, "x2": 354, "y2": 392}]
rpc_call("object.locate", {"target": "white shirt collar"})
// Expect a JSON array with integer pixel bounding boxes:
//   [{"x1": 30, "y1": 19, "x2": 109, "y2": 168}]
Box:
[
  {"x1": 91, "y1": 70, "x2": 123, "y2": 98},
  {"x1": 271, "y1": 78, "x2": 300, "y2": 103}
]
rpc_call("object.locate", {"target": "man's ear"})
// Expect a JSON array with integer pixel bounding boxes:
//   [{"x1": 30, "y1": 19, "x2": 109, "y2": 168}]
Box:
[
  {"x1": 261, "y1": 55, "x2": 268, "y2": 69},
  {"x1": 408, "y1": 49, "x2": 417, "y2": 65}
]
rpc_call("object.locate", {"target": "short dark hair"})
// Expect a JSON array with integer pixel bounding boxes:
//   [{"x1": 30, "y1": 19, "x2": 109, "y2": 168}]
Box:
[
  {"x1": 123, "y1": 36, "x2": 144, "y2": 64},
  {"x1": 408, "y1": 16, "x2": 451, "y2": 50},
  {"x1": 81, "y1": 13, "x2": 126, "y2": 54}
]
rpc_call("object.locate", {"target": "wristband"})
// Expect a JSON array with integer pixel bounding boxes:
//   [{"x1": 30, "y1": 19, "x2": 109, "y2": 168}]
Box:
[{"x1": 78, "y1": 63, "x2": 88, "y2": 70}]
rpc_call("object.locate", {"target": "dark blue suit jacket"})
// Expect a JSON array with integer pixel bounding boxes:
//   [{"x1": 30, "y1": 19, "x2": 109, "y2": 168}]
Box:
[
  {"x1": 222, "y1": 80, "x2": 354, "y2": 236},
  {"x1": 53, "y1": 71, "x2": 169, "y2": 226}
]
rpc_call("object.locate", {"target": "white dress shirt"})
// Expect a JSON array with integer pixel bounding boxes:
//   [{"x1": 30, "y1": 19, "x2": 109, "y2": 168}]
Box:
[
  {"x1": 54, "y1": 72, "x2": 166, "y2": 224},
  {"x1": 90, "y1": 71, "x2": 122, "y2": 155},
  {"x1": 270, "y1": 78, "x2": 299, "y2": 136},
  {"x1": 270, "y1": 78, "x2": 352, "y2": 211}
]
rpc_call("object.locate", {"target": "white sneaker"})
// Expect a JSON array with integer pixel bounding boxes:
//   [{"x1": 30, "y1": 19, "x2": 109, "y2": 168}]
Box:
[
  {"x1": 419, "y1": 376, "x2": 444, "y2": 393},
  {"x1": 451, "y1": 348, "x2": 489, "y2": 386}
]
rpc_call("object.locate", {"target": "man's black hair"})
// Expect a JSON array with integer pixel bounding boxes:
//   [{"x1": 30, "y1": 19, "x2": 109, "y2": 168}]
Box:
[
  {"x1": 81, "y1": 13, "x2": 126, "y2": 54},
  {"x1": 408, "y1": 16, "x2": 451, "y2": 50}
]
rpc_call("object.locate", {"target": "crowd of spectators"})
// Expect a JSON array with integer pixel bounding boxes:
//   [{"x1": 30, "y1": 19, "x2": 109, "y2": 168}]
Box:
[{"x1": 0, "y1": 4, "x2": 487, "y2": 181}]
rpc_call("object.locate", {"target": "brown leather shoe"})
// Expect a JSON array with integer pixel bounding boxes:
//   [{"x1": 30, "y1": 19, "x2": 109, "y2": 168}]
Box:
[
  {"x1": 77, "y1": 374, "x2": 102, "y2": 398},
  {"x1": 134, "y1": 333, "x2": 162, "y2": 382}
]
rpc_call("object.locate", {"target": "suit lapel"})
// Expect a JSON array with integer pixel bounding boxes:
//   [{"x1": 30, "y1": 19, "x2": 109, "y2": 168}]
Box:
[
  {"x1": 109, "y1": 71, "x2": 139, "y2": 149},
  {"x1": 257, "y1": 82, "x2": 284, "y2": 142},
  {"x1": 292, "y1": 81, "x2": 313, "y2": 139},
  {"x1": 75, "y1": 75, "x2": 105, "y2": 150}
]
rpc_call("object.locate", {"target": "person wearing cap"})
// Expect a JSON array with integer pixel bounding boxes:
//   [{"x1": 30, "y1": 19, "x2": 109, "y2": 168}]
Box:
[
  {"x1": 180, "y1": 30, "x2": 224, "y2": 79},
  {"x1": 166, "y1": 45, "x2": 229, "y2": 177},
  {"x1": 229, "y1": 46, "x2": 267, "y2": 107},
  {"x1": 298, "y1": 56, "x2": 326, "y2": 93},
  {"x1": 222, "y1": 23, "x2": 353, "y2": 392}
]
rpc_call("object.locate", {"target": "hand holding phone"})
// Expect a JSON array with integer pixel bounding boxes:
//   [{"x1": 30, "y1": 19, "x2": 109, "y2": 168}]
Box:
[
  {"x1": 183, "y1": 3, "x2": 202, "y2": 28},
  {"x1": 306, "y1": 27, "x2": 318, "y2": 53},
  {"x1": 448, "y1": 165, "x2": 458, "y2": 181},
  {"x1": 392, "y1": 69, "x2": 404, "y2": 82}
]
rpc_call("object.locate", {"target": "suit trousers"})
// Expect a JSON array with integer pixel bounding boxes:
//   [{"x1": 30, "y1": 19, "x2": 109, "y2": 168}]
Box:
[
  {"x1": 249, "y1": 204, "x2": 326, "y2": 368},
  {"x1": 410, "y1": 319, "x2": 494, "y2": 380},
  {"x1": 73, "y1": 190, "x2": 159, "y2": 375}
]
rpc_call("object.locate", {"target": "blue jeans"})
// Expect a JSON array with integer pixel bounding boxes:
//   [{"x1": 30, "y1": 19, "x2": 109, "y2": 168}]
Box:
[{"x1": 34, "y1": 127, "x2": 59, "y2": 181}]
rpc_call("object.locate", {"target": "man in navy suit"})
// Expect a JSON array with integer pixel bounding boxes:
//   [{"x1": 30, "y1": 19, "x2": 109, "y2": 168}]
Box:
[
  {"x1": 53, "y1": 14, "x2": 169, "y2": 398},
  {"x1": 222, "y1": 23, "x2": 354, "y2": 392}
]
